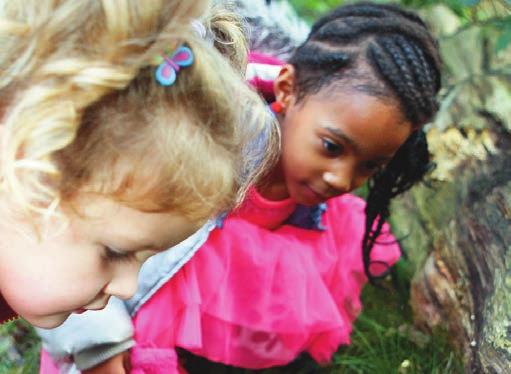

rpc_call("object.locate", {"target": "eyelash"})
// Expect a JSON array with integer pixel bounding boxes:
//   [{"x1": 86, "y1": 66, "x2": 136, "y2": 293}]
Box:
[
  {"x1": 321, "y1": 138, "x2": 343, "y2": 156},
  {"x1": 103, "y1": 246, "x2": 133, "y2": 264}
]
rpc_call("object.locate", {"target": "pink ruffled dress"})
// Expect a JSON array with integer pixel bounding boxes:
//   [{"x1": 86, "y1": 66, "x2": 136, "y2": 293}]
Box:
[{"x1": 130, "y1": 189, "x2": 400, "y2": 373}]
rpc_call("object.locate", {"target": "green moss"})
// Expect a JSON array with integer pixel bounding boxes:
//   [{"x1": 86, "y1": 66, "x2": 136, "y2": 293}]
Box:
[{"x1": 389, "y1": 178, "x2": 464, "y2": 271}]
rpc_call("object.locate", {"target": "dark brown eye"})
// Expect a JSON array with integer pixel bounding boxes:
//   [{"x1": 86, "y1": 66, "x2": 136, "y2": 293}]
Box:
[{"x1": 322, "y1": 139, "x2": 343, "y2": 156}]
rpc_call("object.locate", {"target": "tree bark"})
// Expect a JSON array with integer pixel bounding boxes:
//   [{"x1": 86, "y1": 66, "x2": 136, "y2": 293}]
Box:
[
  {"x1": 391, "y1": 7, "x2": 511, "y2": 372},
  {"x1": 396, "y1": 126, "x2": 510, "y2": 373}
]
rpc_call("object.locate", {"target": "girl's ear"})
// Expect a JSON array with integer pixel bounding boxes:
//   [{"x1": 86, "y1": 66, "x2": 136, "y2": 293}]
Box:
[{"x1": 273, "y1": 64, "x2": 297, "y2": 111}]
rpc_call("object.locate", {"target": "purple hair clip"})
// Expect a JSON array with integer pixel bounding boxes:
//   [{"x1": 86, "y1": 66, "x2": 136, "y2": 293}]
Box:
[{"x1": 154, "y1": 45, "x2": 194, "y2": 86}]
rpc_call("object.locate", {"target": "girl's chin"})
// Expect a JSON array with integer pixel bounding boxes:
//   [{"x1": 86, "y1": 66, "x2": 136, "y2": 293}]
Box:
[
  {"x1": 23, "y1": 312, "x2": 71, "y2": 329},
  {"x1": 293, "y1": 186, "x2": 325, "y2": 206}
]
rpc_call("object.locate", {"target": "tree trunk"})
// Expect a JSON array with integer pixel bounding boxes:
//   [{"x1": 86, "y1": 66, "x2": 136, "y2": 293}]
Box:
[
  {"x1": 395, "y1": 124, "x2": 510, "y2": 373},
  {"x1": 391, "y1": 7, "x2": 511, "y2": 372}
]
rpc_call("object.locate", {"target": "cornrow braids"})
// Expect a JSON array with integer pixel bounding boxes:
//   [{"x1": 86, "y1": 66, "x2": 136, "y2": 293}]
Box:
[{"x1": 288, "y1": 2, "x2": 442, "y2": 282}]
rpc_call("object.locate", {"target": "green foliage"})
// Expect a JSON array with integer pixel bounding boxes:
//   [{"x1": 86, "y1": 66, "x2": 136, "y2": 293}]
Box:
[
  {"x1": 288, "y1": 0, "x2": 345, "y2": 22},
  {"x1": 414, "y1": 0, "x2": 484, "y2": 15},
  {"x1": 0, "y1": 319, "x2": 40, "y2": 373},
  {"x1": 290, "y1": 0, "x2": 511, "y2": 52},
  {"x1": 494, "y1": 16, "x2": 511, "y2": 52}
]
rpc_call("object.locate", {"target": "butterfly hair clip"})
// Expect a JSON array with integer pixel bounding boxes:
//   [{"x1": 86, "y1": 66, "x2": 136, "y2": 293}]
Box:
[{"x1": 154, "y1": 45, "x2": 194, "y2": 86}]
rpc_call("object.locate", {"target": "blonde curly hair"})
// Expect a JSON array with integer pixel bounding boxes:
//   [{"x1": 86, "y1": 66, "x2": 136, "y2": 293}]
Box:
[{"x1": 0, "y1": 0, "x2": 277, "y2": 222}]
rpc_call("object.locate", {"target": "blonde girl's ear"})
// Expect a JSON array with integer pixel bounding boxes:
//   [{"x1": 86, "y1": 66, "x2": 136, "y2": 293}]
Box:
[{"x1": 273, "y1": 64, "x2": 297, "y2": 112}]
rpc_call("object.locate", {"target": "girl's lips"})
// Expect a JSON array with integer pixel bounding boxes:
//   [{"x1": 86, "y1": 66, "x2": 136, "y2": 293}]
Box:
[{"x1": 74, "y1": 304, "x2": 107, "y2": 314}]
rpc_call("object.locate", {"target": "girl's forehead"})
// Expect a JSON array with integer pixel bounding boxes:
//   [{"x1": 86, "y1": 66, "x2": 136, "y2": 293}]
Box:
[
  {"x1": 295, "y1": 91, "x2": 411, "y2": 153},
  {"x1": 311, "y1": 89, "x2": 403, "y2": 118},
  {"x1": 315, "y1": 77, "x2": 397, "y2": 106},
  {"x1": 298, "y1": 57, "x2": 390, "y2": 96}
]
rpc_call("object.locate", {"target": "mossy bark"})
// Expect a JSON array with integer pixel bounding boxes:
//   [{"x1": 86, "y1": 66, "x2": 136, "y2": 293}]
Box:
[
  {"x1": 391, "y1": 7, "x2": 511, "y2": 372},
  {"x1": 393, "y1": 146, "x2": 510, "y2": 372}
]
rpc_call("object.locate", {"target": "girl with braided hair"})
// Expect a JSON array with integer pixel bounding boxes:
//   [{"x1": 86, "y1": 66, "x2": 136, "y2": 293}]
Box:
[
  {"x1": 0, "y1": 0, "x2": 274, "y2": 329},
  {"x1": 39, "y1": 2, "x2": 442, "y2": 373}
]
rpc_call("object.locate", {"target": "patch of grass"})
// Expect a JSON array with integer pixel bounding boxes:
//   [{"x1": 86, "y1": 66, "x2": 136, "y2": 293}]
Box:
[
  {"x1": 0, "y1": 319, "x2": 40, "y2": 373},
  {"x1": 330, "y1": 260, "x2": 463, "y2": 373}
]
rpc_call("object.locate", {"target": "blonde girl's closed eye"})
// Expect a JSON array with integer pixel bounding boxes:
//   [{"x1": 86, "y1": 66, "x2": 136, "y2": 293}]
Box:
[
  {"x1": 102, "y1": 246, "x2": 159, "y2": 264},
  {"x1": 102, "y1": 246, "x2": 135, "y2": 264},
  {"x1": 0, "y1": 0, "x2": 278, "y2": 328}
]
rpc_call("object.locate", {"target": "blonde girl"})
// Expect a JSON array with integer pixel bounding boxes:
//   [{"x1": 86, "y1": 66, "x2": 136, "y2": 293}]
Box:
[{"x1": 0, "y1": 0, "x2": 275, "y2": 329}]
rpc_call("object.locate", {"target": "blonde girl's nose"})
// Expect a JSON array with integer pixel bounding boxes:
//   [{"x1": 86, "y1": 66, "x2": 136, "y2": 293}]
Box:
[{"x1": 103, "y1": 263, "x2": 140, "y2": 300}]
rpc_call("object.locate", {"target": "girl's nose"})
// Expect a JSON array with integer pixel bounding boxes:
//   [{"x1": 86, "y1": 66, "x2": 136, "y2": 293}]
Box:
[
  {"x1": 103, "y1": 263, "x2": 140, "y2": 300},
  {"x1": 323, "y1": 167, "x2": 355, "y2": 195}
]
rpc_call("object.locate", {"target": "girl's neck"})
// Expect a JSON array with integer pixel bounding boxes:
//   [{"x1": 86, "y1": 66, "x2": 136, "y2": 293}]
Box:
[{"x1": 256, "y1": 159, "x2": 290, "y2": 201}]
